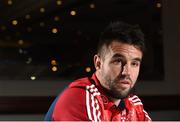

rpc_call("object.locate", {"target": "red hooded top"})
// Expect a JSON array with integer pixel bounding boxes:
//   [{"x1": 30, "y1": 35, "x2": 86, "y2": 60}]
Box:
[{"x1": 52, "y1": 73, "x2": 151, "y2": 121}]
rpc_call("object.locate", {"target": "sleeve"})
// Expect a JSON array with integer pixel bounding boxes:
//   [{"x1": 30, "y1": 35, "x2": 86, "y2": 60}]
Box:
[
  {"x1": 127, "y1": 95, "x2": 152, "y2": 121},
  {"x1": 52, "y1": 86, "x2": 102, "y2": 121}
]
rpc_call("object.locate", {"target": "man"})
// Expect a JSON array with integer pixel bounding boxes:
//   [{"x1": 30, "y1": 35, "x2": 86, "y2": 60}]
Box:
[{"x1": 46, "y1": 21, "x2": 152, "y2": 121}]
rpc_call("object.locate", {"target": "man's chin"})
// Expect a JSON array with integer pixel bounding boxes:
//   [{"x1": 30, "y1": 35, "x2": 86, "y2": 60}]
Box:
[{"x1": 110, "y1": 89, "x2": 130, "y2": 99}]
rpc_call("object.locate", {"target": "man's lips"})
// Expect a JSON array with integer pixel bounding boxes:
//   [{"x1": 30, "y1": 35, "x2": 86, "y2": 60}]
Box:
[
  {"x1": 117, "y1": 80, "x2": 131, "y2": 88},
  {"x1": 119, "y1": 80, "x2": 131, "y2": 84}
]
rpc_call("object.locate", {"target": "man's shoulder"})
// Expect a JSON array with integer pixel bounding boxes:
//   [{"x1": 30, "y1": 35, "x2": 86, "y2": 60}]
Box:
[
  {"x1": 69, "y1": 77, "x2": 92, "y2": 89},
  {"x1": 55, "y1": 77, "x2": 92, "y2": 104},
  {"x1": 125, "y1": 94, "x2": 144, "y2": 111},
  {"x1": 68, "y1": 77, "x2": 101, "y2": 97},
  {"x1": 127, "y1": 94, "x2": 143, "y2": 105},
  {"x1": 125, "y1": 94, "x2": 152, "y2": 121}
]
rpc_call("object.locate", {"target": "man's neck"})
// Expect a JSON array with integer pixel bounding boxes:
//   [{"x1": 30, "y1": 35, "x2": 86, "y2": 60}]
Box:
[{"x1": 109, "y1": 97, "x2": 121, "y2": 106}]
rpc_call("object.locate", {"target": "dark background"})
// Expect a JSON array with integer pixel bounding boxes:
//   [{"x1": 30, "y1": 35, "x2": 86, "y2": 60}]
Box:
[
  {"x1": 1, "y1": 0, "x2": 180, "y2": 121},
  {"x1": 0, "y1": 0, "x2": 164, "y2": 81}
]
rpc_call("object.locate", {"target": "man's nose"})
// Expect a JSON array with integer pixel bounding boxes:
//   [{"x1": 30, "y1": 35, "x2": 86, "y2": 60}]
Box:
[{"x1": 121, "y1": 63, "x2": 130, "y2": 75}]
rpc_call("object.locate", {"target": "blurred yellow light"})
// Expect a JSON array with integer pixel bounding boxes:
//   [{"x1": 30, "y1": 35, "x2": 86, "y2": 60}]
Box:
[
  {"x1": 27, "y1": 27, "x2": 32, "y2": 32},
  {"x1": 52, "y1": 28, "x2": 58, "y2": 34},
  {"x1": 7, "y1": 0, "x2": 13, "y2": 5},
  {"x1": 54, "y1": 16, "x2": 60, "y2": 21},
  {"x1": 40, "y1": 7, "x2": 45, "y2": 13},
  {"x1": 30, "y1": 76, "x2": 36, "y2": 80},
  {"x1": 26, "y1": 57, "x2": 32, "y2": 64},
  {"x1": 1, "y1": 25, "x2": 6, "y2": 31},
  {"x1": 15, "y1": 32, "x2": 21, "y2": 36},
  {"x1": 56, "y1": 0, "x2": 62, "y2": 5},
  {"x1": 85, "y1": 67, "x2": 91, "y2": 73},
  {"x1": 5, "y1": 36, "x2": 11, "y2": 40},
  {"x1": 12, "y1": 20, "x2": 18, "y2": 25},
  {"x1": 156, "y1": 3, "x2": 161, "y2": 8},
  {"x1": 51, "y1": 60, "x2": 57, "y2": 65},
  {"x1": 70, "y1": 10, "x2": 76, "y2": 16},
  {"x1": 18, "y1": 40, "x2": 24, "y2": 45},
  {"x1": 52, "y1": 66, "x2": 58, "y2": 72},
  {"x1": 90, "y1": 3, "x2": 95, "y2": 9},
  {"x1": 19, "y1": 49, "x2": 23, "y2": 54},
  {"x1": 40, "y1": 22, "x2": 45, "y2": 27},
  {"x1": 25, "y1": 14, "x2": 31, "y2": 19}
]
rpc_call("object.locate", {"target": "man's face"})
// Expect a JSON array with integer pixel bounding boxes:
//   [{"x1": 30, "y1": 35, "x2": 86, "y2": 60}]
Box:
[{"x1": 95, "y1": 41, "x2": 142, "y2": 99}]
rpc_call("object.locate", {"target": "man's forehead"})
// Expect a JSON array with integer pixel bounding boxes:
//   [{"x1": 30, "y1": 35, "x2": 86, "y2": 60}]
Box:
[{"x1": 108, "y1": 41, "x2": 143, "y2": 59}]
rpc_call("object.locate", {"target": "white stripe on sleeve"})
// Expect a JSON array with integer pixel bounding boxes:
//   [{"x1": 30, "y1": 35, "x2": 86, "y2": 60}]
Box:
[
  {"x1": 86, "y1": 85, "x2": 101, "y2": 122},
  {"x1": 86, "y1": 89, "x2": 93, "y2": 121}
]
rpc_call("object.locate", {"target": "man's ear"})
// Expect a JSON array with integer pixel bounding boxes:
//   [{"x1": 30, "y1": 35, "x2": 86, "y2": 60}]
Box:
[{"x1": 94, "y1": 54, "x2": 101, "y2": 70}]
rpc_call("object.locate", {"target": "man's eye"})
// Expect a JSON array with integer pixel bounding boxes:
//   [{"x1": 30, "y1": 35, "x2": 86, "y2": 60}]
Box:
[
  {"x1": 116, "y1": 59, "x2": 122, "y2": 62},
  {"x1": 131, "y1": 62, "x2": 140, "y2": 67},
  {"x1": 113, "y1": 59, "x2": 123, "y2": 65}
]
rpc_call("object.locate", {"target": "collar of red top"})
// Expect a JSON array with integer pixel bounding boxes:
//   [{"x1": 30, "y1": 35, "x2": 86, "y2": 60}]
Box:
[{"x1": 90, "y1": 73, "x2": 129, "y2": 111}]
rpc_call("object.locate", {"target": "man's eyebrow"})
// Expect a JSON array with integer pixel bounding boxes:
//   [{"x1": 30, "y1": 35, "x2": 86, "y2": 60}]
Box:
[
  {"x1": 112, "y1": 54, "x2": 142, "y2": 62},
  {"x1": 112, "y1": 53, "x2": 124, "y2": 58},
  {"x1": 133, "y1": 58, "x2": 142, "y2": 62}
]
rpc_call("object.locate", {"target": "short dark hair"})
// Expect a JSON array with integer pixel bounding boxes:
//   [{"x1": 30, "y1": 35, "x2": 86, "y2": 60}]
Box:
[{"x1": 97, "y1": 21, "x2": 145, "y2": 57}]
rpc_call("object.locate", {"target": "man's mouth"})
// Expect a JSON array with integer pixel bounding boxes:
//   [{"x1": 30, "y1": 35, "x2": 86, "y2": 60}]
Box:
[{"x1": 117, "y1": 80, "x2": 131, "y2": 89}]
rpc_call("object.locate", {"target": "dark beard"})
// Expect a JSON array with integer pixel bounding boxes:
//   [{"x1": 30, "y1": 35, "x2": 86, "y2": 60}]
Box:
[
  {"x1": 102, "y1": 74, "x2": 135, "y2": 99},
  {"x1": 108, "y1": 86, "x2": 132, "y2": 99},
  {"x1": 108, "y1": 75, "x2": 134, "y2": 99},
  {"x1": 101, "y1": 83, "x2": 133, "y2": 99}
]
